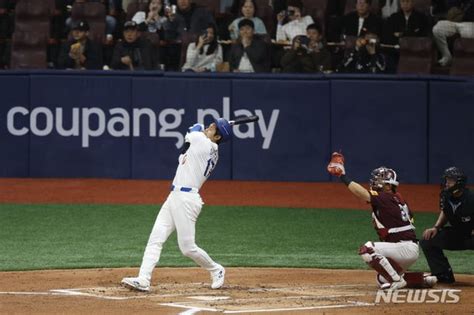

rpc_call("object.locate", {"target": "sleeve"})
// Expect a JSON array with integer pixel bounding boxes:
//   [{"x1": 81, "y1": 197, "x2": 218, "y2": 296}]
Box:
[
  {"x1": 276, "y1": 23, "x2": 286, "y2": 41},
  {"x1": 228, "y1": 44, "x2": 241, "y2": 71},
  {"x1": 305, "y1": 15, "x2": 315, "y2": 25},
  {"x1": 184, "y1": 128, "x2": 206, "y2": 144},
  {"x1": 418, "y1": 13, "x2": 430, "y2": 36},
  {"x1": 84, "y1": 42, "x2": 103, "y2": 70},
  {"x1": 213, "y1": 44, "x2": 223, "y2": 68},
  {"x1": 132, "y1": 11, "x2": 146, "y2": 25},
  {"x1": 229, "y1": 19, "x2": 239, "y2": 40},
  {"x1": 280, "y1": 49, "x2": 297, "y2": 69},
  {"x1": 369, "y1": 190, "x2": 382, "y2": 207},
  {"x1": 373, "y1": 53, "x2": 386, "y2": 72},
  {"x1": 111, "y1": 43, "x2": 126, "y2": 70},
  {"x1": 57, "y1": 43, "x2": 74, "y2": 69},
  {"x1": 182, "y1": 43, "x2": 198, "y2": 71},
  {"x1": 338, "y1": 49, "x2": 358, "y2": 72},
  {"x1": 312, "y1": 49, "x2": 331, "y2": 71},
  {"x1": 382, "y1": 15, "x2": 396, "y2": 45},
  {"x1": 255, "y1": 18, "x2": 268, "y2": 35}
]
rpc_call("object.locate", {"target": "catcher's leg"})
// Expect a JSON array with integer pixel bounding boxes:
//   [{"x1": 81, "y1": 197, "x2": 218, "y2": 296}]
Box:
[{"x1": 359, "y1": 241, "x2": 405, "y2": 289}]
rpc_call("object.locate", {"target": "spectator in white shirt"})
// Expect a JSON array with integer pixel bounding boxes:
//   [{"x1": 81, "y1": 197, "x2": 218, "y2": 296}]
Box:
[
  {"x1": 182, "y1": 23, "x2": 223, "y2": 72},
  {"x1": 276, "y1": 0, "x2": 314, "y2": 42}
]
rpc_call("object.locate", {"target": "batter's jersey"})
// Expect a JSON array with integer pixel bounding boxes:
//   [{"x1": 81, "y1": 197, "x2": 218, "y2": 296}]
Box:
[
  {"x1": 172, "y1": 131, "x2": 219, "y2": 190},
  {"x1": 440, "y1": 188, "x2": 474, "y2": 238},
  {"x1": 370, "y1": 190, "x2": 417, "y2": 242}
]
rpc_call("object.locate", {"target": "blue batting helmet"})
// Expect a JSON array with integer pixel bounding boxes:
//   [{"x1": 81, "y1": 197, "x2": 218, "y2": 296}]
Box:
[{"x1": 214, "y1": 118, "x2": 232, "y2": 143}]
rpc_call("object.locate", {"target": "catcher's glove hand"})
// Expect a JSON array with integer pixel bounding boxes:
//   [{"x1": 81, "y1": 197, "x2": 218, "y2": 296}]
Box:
[{"x1": 327, "y1": 152, "x2": 345, "y2": 177}]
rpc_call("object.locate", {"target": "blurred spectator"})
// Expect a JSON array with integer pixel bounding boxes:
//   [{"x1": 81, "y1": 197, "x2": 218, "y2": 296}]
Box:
[
  {"x1": 57, "y1": 20, "x2": 103, "y2": 69},
  {"x1": 65, "y1": 0, "x2": 117, "y2": 40},
  {"x1": 229, "y1": 0, "x2": 267, "y2": 40},
  {"x1": 380, "y1": 0, "x2": 399, "y2": 19},
  {"x1": 122, "y1": 0, "x2": 135, "y2": 13},
  {"x1": 272, "y1": 0, "x2": 288, "y2": 15},
  {"x1": 281, "y1": 23, "x2": 331, "y2": 73},
  {"x1": 276, "y1": 0, "x2": 314, "y2": 41},
  {"x1": 431, "y1": 0, "x2": 449, "y2": 17},
  {"x1": 228, "y1": 18, "x2": 270, "y2": 72},
  {"x1": 0, "y1": 0, "x2": 15, "y2": 39},
  {"x1": 338, "y1": 32, "x2": 386, "y2": 73},
  {"x1": 221, "y1": 0, "x2": 234, "y2": 13},
  {"x1": 383, "y1": 0, "x2": 430, "y2": 45},
  {"x1": 166, "y1": 0, "x2": 216, "y2": 39},
  {"x1": 433, "y1": 0, "x2": 474, "y2": 66},
  {"x1": 342, "y1": 0, "x2": 383, "y2": 37},
  {"x1": 132, "y1": 0, "x2": 168, "y2": 34},
  {"x1": 111, "y1": 21, "x2": 157, "y2": 70},
  {"x1": 182, "y1": 23, "x2": 223, "y2": 71}
]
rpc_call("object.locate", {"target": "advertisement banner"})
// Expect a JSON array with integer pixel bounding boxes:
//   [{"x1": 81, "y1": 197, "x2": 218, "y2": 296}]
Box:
[
  {"x1": 0, "y1": 76, "x2": 30, "y2": 177},
  {"x1": 28, "y1": 75, "x2": 132, "y2": 177},
  {"x1": 429, "y1": 81, "x2": 474, "y2": 183},
  {"x1": 331, "y1": 80, "x2": 428, "y2": 183},
  {"x1": 231, "y1": 79, "x2": 331, "y2": 181}
]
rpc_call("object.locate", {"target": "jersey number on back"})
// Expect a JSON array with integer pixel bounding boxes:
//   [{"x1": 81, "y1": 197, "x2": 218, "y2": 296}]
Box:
[{"x1": 399, "y1": 204, "x2": 410, "y2": 222}]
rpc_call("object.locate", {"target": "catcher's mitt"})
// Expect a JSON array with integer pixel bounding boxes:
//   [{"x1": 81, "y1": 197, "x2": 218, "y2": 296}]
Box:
[{"x1": 327, "y1": 152, "x2": 345, "y2": 177}]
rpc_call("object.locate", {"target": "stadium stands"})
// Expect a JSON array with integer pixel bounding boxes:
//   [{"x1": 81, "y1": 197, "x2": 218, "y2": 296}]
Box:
[{"x1": 0, "y1": 0, "x2": 472, "y2": 75}]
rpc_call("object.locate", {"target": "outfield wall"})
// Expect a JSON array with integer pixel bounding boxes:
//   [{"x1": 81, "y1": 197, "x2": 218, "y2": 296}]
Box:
[{"x1": 0, "y1": 71, "x2": 472, "y2": 183}]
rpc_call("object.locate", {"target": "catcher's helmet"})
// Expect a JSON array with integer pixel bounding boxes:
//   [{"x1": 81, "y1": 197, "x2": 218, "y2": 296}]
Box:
[
  {"x1": 442, "y1": 166, "x2": 467, "y2": 194},
  {"x1": 214, "y1": 118, "x2": 232, "y2": 143},
  {"x1": 370, "y1": 166, "x2": 399, "y2": 191}
]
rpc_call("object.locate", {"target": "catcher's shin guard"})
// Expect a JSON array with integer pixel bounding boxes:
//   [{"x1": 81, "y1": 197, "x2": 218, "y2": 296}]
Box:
[{"x1": 359, "y1": 242, "x2": 402, "y2": 283}]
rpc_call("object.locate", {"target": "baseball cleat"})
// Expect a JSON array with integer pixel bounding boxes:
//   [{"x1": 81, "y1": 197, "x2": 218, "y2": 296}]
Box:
[
  {"x1": 385, "y1": 278, "x2": 407, "y2": 291},
  {"x1": 210, "y1": 266, "x2": 225, "y2": 289},
  {"x1": 434, "y1": 271, "x2": 455, "y2": 284},
  {"x1": 423, "y1": 275, "x2": 438, "y2": 288},
  {"x1": 121, "y1": 277, "x2": 150, "y2": 292}
]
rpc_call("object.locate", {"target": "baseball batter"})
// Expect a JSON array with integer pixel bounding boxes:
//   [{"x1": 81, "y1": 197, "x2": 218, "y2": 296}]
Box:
[
  {"x1": 121, "y1": 118, "x2": 232, "y2": 292},
  {"x1": 327, "y1": 152, "x2": 437, "y2": 290}
]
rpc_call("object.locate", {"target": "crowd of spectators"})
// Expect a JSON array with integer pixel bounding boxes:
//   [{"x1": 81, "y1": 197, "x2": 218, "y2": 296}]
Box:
[{"x1": 0, "y1": 0, "x2": 473, "y2": 74}]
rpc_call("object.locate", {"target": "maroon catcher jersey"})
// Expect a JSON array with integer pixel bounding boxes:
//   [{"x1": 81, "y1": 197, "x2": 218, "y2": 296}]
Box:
[{"x1": 369, "y1": 190, "x2": 417, "y2": 242}]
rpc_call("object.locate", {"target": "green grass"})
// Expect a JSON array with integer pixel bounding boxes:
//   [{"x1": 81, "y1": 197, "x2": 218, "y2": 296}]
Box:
[{"x1": 0, "y1": 204, "x2": 471, "y2": 274}]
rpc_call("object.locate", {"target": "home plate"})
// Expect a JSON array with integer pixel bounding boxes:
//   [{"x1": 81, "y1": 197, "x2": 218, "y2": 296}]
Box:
[{"x1": 187, "y1": 296, "x2": 231, "y2": 301}]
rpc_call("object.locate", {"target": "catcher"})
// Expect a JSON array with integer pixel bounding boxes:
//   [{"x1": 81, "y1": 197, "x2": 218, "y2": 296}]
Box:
[{"x1": 327, "y1": 152, "x2": 437, "y2": 290}]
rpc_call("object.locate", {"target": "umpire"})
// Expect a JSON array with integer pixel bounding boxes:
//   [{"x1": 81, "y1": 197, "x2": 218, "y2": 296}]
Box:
[{"x1": 421, "y1": 167, "x2": 474, "y2": 283}]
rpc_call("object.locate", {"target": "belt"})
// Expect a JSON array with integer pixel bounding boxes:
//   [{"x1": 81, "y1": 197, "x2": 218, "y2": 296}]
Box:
[
  {"x1": 388, "y1": 224, "x2": 415, "y2": 234},
  {"x1": 400, "y1": 239, "x2": 419, "y2": 244},
  {"x1": 171, "y1": 185, "x2": 198, "y2": 193}
]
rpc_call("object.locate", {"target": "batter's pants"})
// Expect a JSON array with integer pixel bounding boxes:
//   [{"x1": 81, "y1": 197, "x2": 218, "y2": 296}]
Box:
[{"x1": 138, "y1": 191, "x2": 221, "y2": 283}]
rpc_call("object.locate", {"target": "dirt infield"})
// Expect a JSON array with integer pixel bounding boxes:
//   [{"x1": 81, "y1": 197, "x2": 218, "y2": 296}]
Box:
[
  {"x1": 0, "y1": 268, "x2": 473, "y2": 314},
  {"x1": 1, "y1": 178, "x2": 473, "y2": 314},
  {"x1": 0, "y1": 178, "x2": 441, "y2": 211}
]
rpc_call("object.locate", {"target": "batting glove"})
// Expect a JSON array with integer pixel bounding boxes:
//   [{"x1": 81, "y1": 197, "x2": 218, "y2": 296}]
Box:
[{"x1": 188, "y1": 123, "x2": 204, "y2": 133}]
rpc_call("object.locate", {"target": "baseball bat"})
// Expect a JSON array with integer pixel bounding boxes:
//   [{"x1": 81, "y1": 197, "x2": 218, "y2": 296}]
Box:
[{"x1": 229, "y1": 115, "x2": 259, "y2": 125}]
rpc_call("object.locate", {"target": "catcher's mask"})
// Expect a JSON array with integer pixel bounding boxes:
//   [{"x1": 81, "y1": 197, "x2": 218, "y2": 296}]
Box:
[
  {"x1": 369, "y1": 166, "x2": 399, "y2": 191},
  {"x1": 214, "y1": 118, "x2": 232, "y2": 144},
  {"x1": 441, "y1": 166, "x2": 467, "y2": 195}
]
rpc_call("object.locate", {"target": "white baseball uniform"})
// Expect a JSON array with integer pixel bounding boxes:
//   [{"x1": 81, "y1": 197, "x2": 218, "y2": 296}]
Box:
[{"x1": 138, "y1": 127, "x2": 222, "y2": 283}]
